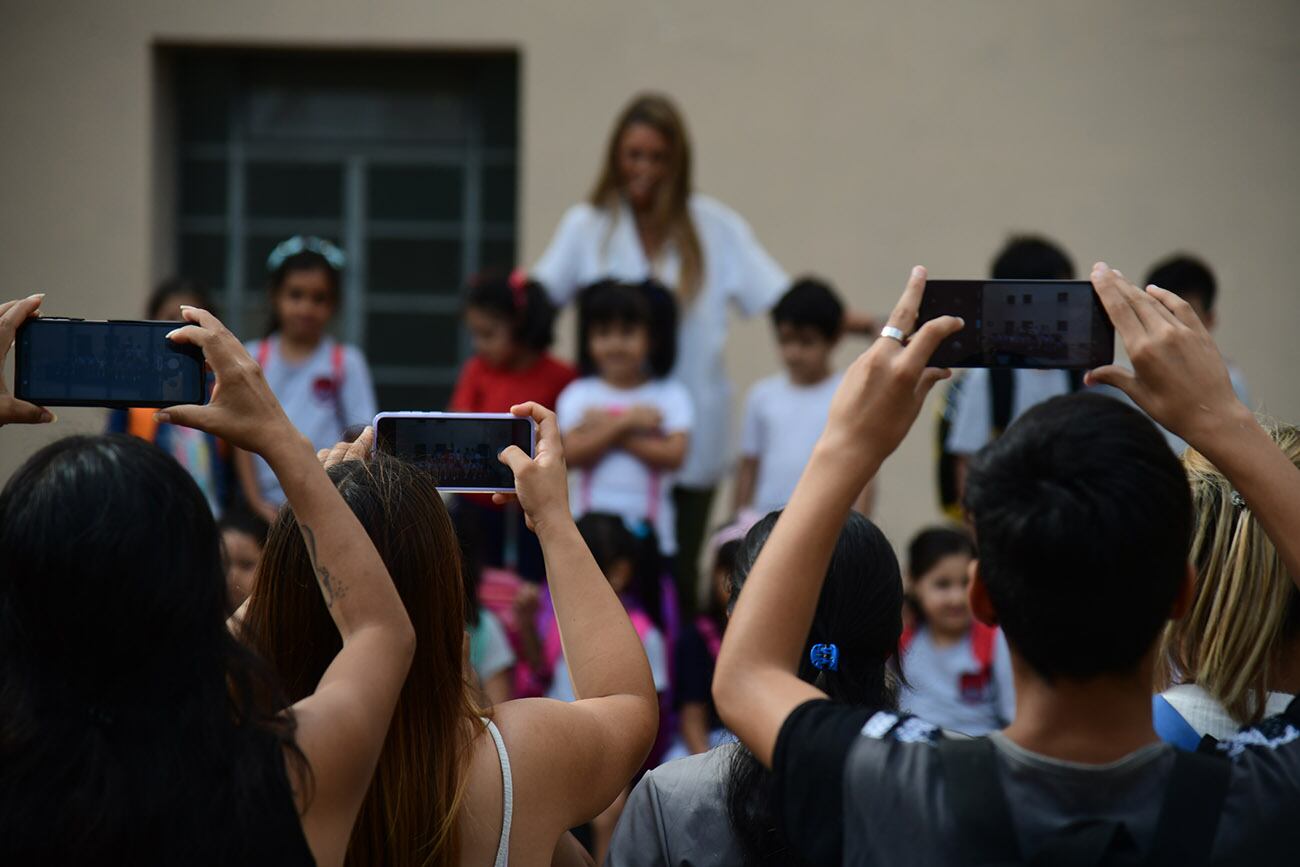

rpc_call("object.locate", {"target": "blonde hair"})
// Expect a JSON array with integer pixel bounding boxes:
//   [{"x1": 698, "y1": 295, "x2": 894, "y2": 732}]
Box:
[
  {"x1": 1158, "y1": 419, "x2": 1300, "y2": 724},
  {"x1": 589, "y1": 93, "x2": 704, "y2": 304}
]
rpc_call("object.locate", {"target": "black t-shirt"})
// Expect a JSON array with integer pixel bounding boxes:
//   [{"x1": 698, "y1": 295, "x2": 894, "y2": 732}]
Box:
[{"x1": 773, "y1": 699, "x2": 1300, "y2": 866}]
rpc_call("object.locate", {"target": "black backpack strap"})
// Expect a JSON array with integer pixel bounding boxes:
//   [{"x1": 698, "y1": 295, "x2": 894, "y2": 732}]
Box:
[
  {"x1": 938, "y1": 737, "x2": 1022, "y2": 864},
  {"x1": 989, "y1": 369, "x2": 1015, "y2": 436},
  {"x1": 1144, "y1": 750, "x2": 1231, "y2": 867},
  {"x1": 1068, "y1": 369, "x2": 1087, "y2": 393}
]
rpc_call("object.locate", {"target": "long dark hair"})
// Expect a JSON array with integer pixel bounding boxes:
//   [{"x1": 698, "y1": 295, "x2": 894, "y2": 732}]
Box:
[
  {"x1": 240, "y1": 456, "x2": 479, "y2": 867},
  {"x1": 724, "y1": 510, "x2": 903, "y2": 866},
  {"x1": 0, "y1": 435, "x2": 303, "y2": 863},
  {"x1": 465, "y1": 268, "x2": 559, "y2": 353}
]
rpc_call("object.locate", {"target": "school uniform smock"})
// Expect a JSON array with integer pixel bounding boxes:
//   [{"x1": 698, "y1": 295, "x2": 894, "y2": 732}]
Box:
[
  {"x1": 532, "y1": 195, "x2": 788, "y2": 488},
  {"x1": 245, "y1": 335, "x2": 377, "y2": 506}
]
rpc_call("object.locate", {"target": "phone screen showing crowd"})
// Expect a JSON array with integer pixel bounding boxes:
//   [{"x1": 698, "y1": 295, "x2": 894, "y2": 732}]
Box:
[
  {"x1": 17, "y1": 319, "x2": 205, "y2": 407},
  {"x1": 376, "y1": 416, "x2": 533, "y2": 490}
]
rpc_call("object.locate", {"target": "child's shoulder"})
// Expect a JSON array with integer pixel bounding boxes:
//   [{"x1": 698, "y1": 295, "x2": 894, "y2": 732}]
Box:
[{"x1": 746, "y1": 372, "x2": 790, "y2": 398}]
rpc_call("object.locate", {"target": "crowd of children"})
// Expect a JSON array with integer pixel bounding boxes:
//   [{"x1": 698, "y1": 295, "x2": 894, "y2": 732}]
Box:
[{"x1": 6, "y1": 68, "x2": 1300, "y2": 864}]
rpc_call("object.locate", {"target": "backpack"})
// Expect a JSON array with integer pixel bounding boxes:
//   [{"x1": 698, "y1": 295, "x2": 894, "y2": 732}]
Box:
[
  {"x1": 937, "y1": 736, "x2": 1230, "y2": 866},
  {"x1": 936, "y1": 369, "x2": 1087, "y2": 518}
]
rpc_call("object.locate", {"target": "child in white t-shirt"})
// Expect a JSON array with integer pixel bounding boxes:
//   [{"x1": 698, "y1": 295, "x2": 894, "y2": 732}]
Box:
[
  {"x1": 556, "y1": 280, "x2": 692, "y2": 555},
  {"x1": 736, "y1": 278, "x2": 863, "y2": 516}
]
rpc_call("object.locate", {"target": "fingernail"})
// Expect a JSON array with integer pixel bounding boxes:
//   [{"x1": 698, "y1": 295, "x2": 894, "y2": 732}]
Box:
[
  {"x1": 1094, "y1": 261, "x2": 1108, "y2": 271},
  {"x1": 28, "y1": 292, "x2": 45, "y2": 301},
  {"x1": 153, "y1": 411, "x2": 170, "y2": 423},
  {"x1": 40, "y1": 409, "x2": 55, "y2": 423},
  {"x1": 179, "y1": 305, "x2": 193, "y2": 310},
  {"x1": 956, "y1": 317, "x2": 966, "y2": 328},
  {"x1": 165, "y1": 330, "x2": 179, "y2": 339},
  {"x1": 912, "y1": 265, "x2": 924, "y2": 277}
]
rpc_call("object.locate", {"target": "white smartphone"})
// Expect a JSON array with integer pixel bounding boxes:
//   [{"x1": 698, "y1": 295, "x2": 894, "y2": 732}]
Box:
[{"x1": 372, "y1": 411, "x2": 537, "y2": 493}]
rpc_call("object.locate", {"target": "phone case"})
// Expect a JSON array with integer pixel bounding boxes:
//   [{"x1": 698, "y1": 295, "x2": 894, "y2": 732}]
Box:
[
  {"x1": 372, "y1": 411, "x2": 538, "y2": 493},
  {"x1": 14, "y1": 318, "x2": 207, "y2": 409}
]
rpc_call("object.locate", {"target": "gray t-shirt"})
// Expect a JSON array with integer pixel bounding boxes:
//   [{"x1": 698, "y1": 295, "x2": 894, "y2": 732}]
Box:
[
  {"x1": 606, "y1": 744, "x2": 744, "y2": 866},
  {"x1": 898, "y1": 626, "x2": 1015, "y2": 736},
  {"x1": 774, "y1": 699, "x2": 1300, "y2": 865}
]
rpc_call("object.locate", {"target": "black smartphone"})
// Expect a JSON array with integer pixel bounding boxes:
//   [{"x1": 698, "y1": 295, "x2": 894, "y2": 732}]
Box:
[
  {"x1": 916, "y1": 280, "x2": 1114, "y2": 369},
  {"x1": 15, "y1": 318, "x2": 206, "y2": 408},
  {"x1": 373, "y1": 412, "x2": 537, "y2": 493}
]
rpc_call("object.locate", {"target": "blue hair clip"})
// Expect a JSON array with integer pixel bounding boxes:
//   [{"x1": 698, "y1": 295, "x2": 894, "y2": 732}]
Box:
[
  {"x1": 266, "y1": 235, "x2": 347, "y2": 272},
  {"x1": 810, "y1": 643, "x2": 839, "y2": 672},
  {"x1": 622, "y1": 517, "x2": 653, "y2": 540}
]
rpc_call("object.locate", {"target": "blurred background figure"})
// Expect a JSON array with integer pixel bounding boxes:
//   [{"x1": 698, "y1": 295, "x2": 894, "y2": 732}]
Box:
[
  {"x1": 218, "y1": 508, "x2": 268, "y2": 614},
  {"x1": 107, "y1": 276, "x2": 231, "y2": 517},
  {"x1": 235, "y1": 237, "x2": 376, "y2": 522},
  {"x1": 898, "y1": 525, "x2": 1015, "y2": 736},
  {"x1": 532, "y1": 93, "x2": 789, "y2": 613}
]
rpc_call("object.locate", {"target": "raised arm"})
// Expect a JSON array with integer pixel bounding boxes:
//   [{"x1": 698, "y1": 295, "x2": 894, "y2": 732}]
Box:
[
  {"x1": 491, "y1": 403, "x2": 659, "y2": 831},
  {"x1": 1086, "y1": 263, "x2": 1300, "y2": 582},
  {"x1": 159, "y1": 308, "x2": 414, "y2": 867},
  {"x1": 714, "y1": 268, "x2": 962, "y2": 766}
]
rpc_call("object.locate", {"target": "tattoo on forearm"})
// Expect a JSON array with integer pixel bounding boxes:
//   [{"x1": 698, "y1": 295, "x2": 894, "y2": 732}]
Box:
[{"x1": 301, "y1": 524, "x2": 346, "y2": 608}]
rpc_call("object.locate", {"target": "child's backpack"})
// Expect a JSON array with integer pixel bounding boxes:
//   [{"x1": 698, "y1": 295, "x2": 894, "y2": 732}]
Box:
[{"x1": 937, "y1": 735, "x2": 1230, "y2": 866}]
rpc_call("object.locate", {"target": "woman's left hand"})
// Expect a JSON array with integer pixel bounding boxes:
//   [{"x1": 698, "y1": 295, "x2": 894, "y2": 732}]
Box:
[{"x1": 0, "y1": 295, "x2": 55, "y2": 428}]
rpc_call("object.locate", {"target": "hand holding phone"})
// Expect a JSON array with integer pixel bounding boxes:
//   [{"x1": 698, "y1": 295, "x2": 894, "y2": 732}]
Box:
[
  {"x1": 374, "y1": 411, "x2": 536, "y2": 493},
  {"x1": 916, "y1": 279, "x2": 1114, "y2": 369},
  {"x1": 0, "y1": 294, "x2": 54, "y2": 427},
  {"x1": 156, "y1": 307, "x2": 301, "y2": 459},
  {"x1": 493, "y1": 403, "x2": 574, "y2": 535}
]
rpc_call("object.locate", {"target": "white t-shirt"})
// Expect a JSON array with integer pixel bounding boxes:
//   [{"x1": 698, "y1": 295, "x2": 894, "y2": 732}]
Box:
[
  {"x1": 556, "y1": 376, "x2": 694, "y2": 554},
  {"x1": 739, "y1": 371, "x2": 843, "y2": 514},
  {"x1": 945, "y1": 369, "x2": 1077, "y2": 456},
  {"x1": 469, "y1": 607, "x2": 516, "y2": 686},
  {"x1": 245, "y1": 336, "x2": 377, "y2": 505},
  {"x1": 546, "y1": 624, "x2": 671, "y2": 702},
  {"x1": 533, "y1": 194, "x2": 788, "y2": 487}
]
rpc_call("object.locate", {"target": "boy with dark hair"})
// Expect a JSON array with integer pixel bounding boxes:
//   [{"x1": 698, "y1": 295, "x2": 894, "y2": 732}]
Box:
[
  {"x1": 942, "y1": 235, "x2": 1088, "y2": 507},
  {"x1": 734, "y1": 278, "x2": 858, "y2": 515},
  {"x1": 716, "y1": 264, "x2": 1300, "y2": 864},
  {"x1": 1146, "y1": 253, "x2": 1249, "y2": 409}
]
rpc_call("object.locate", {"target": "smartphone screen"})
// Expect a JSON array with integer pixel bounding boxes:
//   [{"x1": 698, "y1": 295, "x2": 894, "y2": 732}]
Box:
[
  {"x1": 374, "y1": 413, "x2": 535, "y2": 492},
  {"x1": 916, "y1": 280, "x2": 1114, "y2": 369},
  {"x1": 15, "y1": 318, "x2": 206, "y2": 408}
]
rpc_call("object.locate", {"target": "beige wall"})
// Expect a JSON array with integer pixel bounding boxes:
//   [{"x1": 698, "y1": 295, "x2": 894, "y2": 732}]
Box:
[{"x1": 2, "y1": 1, "x2": 1297, "y2": 555}]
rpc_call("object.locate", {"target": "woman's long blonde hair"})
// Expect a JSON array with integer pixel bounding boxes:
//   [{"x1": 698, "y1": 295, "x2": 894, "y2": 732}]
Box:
[
  {"x1": 1158, "y1": 419, "x2": 1300, "y2": 724},
  {"x1": 589, "y1": 93, "x2": 705, "y2": 304},
  {"x1": 242, "y1": 456, "x2": 483, "y2": 866}
]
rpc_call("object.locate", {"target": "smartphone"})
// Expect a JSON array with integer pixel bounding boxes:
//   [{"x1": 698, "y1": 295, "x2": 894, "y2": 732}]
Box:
[
  {"x1": 14, "y1": 318, "x2": 206, "y2": 408},
  {"x1": 916, "y1": 280, "x2": 1114, "y2": 369},
  {"x1": 373, "y1": 411, "x2": 536, "y2": 493}
]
